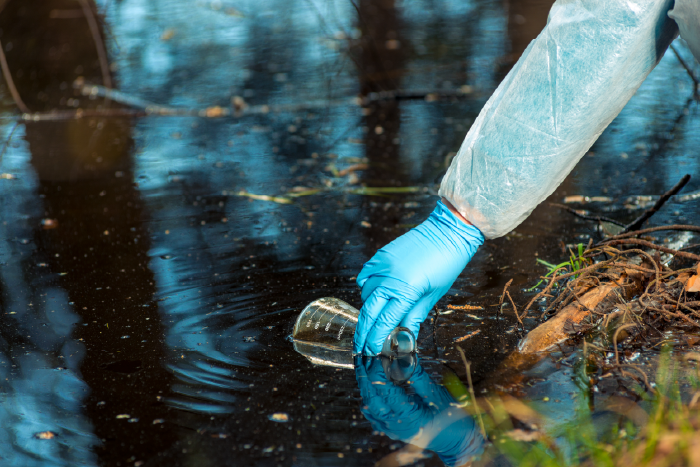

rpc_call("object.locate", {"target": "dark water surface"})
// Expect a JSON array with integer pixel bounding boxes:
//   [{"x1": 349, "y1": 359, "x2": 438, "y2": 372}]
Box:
[{"x1": 1, "y1": 0, "x2": 700, "y2": 465}]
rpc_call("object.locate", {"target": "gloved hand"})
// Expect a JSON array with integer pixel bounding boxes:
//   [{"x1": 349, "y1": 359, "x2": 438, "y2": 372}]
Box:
[
  {"x1": 355, "y1": 355, "x2": 485, "y2": 466},
  {"x1": 354, "y1": 199, "x2": 483, "y2": 355}
]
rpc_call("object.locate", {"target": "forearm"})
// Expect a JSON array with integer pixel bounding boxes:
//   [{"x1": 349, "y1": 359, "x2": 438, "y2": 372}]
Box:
[
  {"x1": 441, "y1": 197, "x2": 471, "y2": 225},
  {"x1": 440, "y1": 0, "x2": 678, "y2": 239}
]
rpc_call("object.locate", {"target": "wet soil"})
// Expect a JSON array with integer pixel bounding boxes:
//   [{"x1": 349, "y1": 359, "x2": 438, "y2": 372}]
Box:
[{"x1": 0, "y1": 0, "x2": 700, "y2": 466}]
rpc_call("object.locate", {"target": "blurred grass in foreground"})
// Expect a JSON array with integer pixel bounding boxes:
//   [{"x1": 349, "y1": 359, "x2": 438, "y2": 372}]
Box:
[{"x1": 444, "y1": 346, "x2": 700, "y2": 467}]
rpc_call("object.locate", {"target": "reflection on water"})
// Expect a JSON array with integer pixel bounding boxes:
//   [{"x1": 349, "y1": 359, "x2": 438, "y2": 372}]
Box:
[
  {"x1": 0, "y1": 0, "x2": 699, "y2": 465},
  {"x1": 0, "y1": 123, "x2": 99, "y2": 466},
  {"x1": 356, "y1": 356, "x2": 484, "y2": 466}
]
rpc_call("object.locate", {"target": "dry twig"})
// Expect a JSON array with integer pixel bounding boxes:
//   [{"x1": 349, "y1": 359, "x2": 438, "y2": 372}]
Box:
[
  {"x1": 622, "y1": 174, "x2": 691, "y2": 233},
  {"x1": 0, "y1": 39, "x2": 28, "y2": 113},
  {"x1": 457, "y1": 346, "x2": 486, "y2": 437},
  {"x1": 77, "y1": 0, "x2": 113, "y2": 90}
]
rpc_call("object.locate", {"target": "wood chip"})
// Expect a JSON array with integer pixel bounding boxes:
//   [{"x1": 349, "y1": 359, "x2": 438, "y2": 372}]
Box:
[
  {"x1": 454, "y1": 329, "x2": 481, "y2": 343},
  {"x1": 447, "y1": 304, "x2": 483, "y2": 311}
]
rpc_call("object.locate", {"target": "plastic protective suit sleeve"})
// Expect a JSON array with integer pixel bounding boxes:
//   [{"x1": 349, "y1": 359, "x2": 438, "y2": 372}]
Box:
[
  {"x1": 669, "y1": 0, "x2": 700, "y2": 62},
  {"x1": 439, "y1": 0, "x2": 678, "y2": 239}
]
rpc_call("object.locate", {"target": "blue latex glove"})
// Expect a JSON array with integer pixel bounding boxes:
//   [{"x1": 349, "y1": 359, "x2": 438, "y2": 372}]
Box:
[
  {"x1": 355, "y1": 355, "x2": 485, "y2": 466},
  {"x1": 354, "y1": 200, "x2": 484, "y2": 355}
]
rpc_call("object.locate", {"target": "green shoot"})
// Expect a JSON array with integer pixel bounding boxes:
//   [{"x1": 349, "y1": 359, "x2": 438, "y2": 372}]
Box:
[{"x1": 528, "y1": 243, "x2": 589, "y2": 291}]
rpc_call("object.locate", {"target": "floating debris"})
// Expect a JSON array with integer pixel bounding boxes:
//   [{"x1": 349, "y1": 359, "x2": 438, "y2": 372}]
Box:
[
  {"x1": 455, "y1": 330, "x2": 481, "y2": 343},
  {"x1": 235, "y1": 191, "x2": 293, "y2": 205},
  {"x1": 447, "y1": 304, "x2": 483, "y2": 311},
  {"x1": 41, "y1": 219, "x2": 58, "y2": 229},
  {"x1": 268, "y1": 413, "x2": 289, "y2": 423},
  {"x1": 563, "y1": 195, "x2": 613, "y2": 204}
]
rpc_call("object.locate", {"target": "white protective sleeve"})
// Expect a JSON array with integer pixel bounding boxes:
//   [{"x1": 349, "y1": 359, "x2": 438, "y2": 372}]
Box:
[
  {"x1": 439, "y1": 0, "x2": 678, "y2": 239},
  {"x1": 669, "y1": 0, "x2": 700, "y2": 62}
]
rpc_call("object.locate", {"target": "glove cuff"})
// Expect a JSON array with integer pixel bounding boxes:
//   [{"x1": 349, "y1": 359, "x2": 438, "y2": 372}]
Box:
[{"x1": 433, "y1": 200, "x2": 485, "y2": 249}]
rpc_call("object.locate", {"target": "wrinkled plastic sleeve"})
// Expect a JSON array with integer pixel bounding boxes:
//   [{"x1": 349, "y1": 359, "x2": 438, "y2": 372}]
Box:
[
  {"x1": 669, "y1": 0, "x2": 700, "y2": 62},
  {"x1": 439, "y1": 0, "x2": 678, "y2": 239}
]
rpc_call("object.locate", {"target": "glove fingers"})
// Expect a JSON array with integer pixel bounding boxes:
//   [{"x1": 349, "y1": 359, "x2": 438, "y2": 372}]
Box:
[
  {"x1": 354, "y1": 292, "x2": 389, "y2": 354},
  {"x1": 365, "y1": 298, "x2": 414, "y2": 356},
  {"x1": 399, "y1": 293, "x2": 438, "y2": 339}
]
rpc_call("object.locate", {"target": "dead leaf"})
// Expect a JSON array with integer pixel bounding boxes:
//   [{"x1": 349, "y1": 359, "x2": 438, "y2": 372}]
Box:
[{"x1": 687, "y1": 275, "x2": 700, "y2": 292}]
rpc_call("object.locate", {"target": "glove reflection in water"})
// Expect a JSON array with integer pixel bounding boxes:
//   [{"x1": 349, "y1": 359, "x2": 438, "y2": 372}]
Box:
[{"x1": 355, "y1": 355, "x2": 485, "y2": 467}]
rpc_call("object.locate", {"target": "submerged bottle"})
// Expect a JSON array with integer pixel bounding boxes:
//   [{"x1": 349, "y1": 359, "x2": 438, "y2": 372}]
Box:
[{"x1": 292, "y1": 297, "x2": 416, "y2": 369}]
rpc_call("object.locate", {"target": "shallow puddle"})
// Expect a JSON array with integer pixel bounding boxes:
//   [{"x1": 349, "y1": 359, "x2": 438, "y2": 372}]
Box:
[{"x1": 0, "y1": 0, "x2": 700, "y2": 465}]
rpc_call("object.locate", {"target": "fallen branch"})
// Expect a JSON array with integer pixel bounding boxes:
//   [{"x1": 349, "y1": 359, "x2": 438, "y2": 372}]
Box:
[
  {"x1": 599, "y1": 238, "x2": 700, "y2": 261},
  {"x1": 670, "y1": 44, "x2": 699, "y2": 91},
  {"x1": 18, "y1": 108, "x2": 145, "y2": 121},
  {"x1": 648, "y1": 306, "x2": 700, "y2": 329},
  {"x1": 0, "y1": 39, "x2": 29, "y2": 113},
  {"x1": 77, "y1": 0, "x2": 112, "y2": 90},
  {"x1": 601, "y1": 224, "x2": 700, "y2": 241},
  {"x1": 549, "y1": 203, "x2": 625, "y2": 227},
  {"x1": 621, "y1": 174, "x2": 691, "y2": 233}
]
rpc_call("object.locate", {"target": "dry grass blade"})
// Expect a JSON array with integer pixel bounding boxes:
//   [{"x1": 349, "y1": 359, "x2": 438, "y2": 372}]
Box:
[{"x1": 457, "y1": 346, "x2": 486, "y2": 437}]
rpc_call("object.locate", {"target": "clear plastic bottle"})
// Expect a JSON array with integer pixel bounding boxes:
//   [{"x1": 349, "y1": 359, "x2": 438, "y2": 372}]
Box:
[{"x1": 292, "y1": 297, "x2": 416, "y2": 368}]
